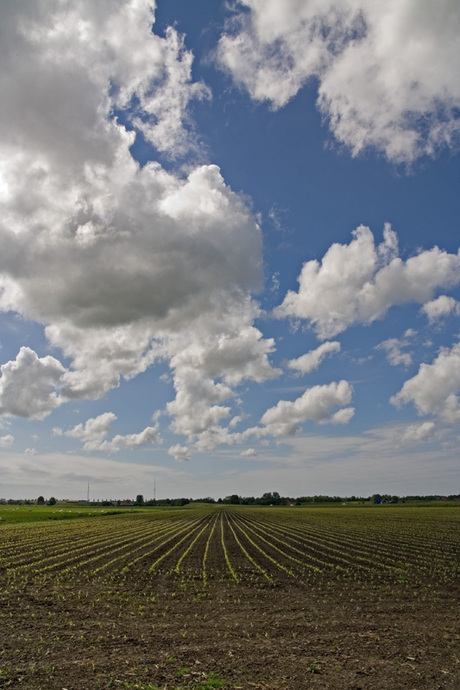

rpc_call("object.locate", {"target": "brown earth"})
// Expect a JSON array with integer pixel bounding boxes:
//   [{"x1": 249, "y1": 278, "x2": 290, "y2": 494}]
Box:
[{"x1": 1, "y1": 574, "x2": 459, "y2": 690}]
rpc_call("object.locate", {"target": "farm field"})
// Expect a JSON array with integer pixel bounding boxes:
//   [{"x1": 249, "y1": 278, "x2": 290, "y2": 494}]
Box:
[
  {"x1": 0, "y1": 504, "x2": 139, "y2": 524},
  {"x1": 0, "y1": 505, "x2": 459, "y2": 689}
]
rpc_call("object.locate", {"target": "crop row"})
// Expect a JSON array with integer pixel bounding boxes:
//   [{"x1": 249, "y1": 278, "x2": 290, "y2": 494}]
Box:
[{"x1": 1, "y1": 506, "x2": 459, "y2": 590}]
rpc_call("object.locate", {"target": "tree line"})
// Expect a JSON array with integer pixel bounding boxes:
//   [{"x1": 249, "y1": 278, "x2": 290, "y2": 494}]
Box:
[
  {"x1": 2, "y1": 492, "x2": 459, "y2": 506},
  {"x1": 132, "y1": 491, "x2": 460, "y2": 507}
]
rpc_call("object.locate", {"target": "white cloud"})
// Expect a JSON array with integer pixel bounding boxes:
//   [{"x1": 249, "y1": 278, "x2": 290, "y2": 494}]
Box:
[
  {"x1": 287, "y1": 341, "x2": 341, "y2": 374},
  {"x1": 240, "y1": 448, "x2": 257, "y2": 457},
  {"x1": 329, "y1": 407, "x2": 355, "y2": 425},
  {"x1": 0, "y1": 0, "x2": 207, "y2": 161},
  {"x1": 168, "y1": 444, "x2": 191, "y2": 462},
  {"x1": 165, "y1": 298, "x2": 280, "y2": 444},
  {"x1": 0, "y1": 0, "x2": 279, "y2": 446},
  {"x1": 421, "y1": 295, "x2": 460, "y2": 322},
  {"x1": 65, "y1": 412, "x2": 160, "y2": 453},
  {"x1": 391, "y1": 342, "x2": 460, "y2": 422},
  {"x1": 187, "y1": 379, "x2": 354, "y2": 444},
  {"x1": 402, "y1": 421, "x2": 436, "y2": 444},
  {"x1": 218, "y1": 0, "x2": 460, "y2": 163},
  {"x1": 275, "y1": 225, "x2": 460, "y2": 338},
  {"x1": 258, "y1": 380, "x2": 354, "y2": 436},
  {"x1": 0, "y1": 435, "x2": 14, "y2": 448},
  {"x1": 376, "y1": 336, "x2": 413, "y2": 367},
  {"x1": 0, "y1": 347, "x2": 65, "y2": 419},
  {"x1": 66, "y1": 412, "x2": 117, "y2": 446},
  {"x1": 112, "y1": 426, "x2": 161, "y2": 450}
]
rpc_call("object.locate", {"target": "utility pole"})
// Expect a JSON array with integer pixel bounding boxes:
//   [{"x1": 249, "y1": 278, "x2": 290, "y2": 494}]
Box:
[
  {"x1": 153, "y1": 476, "x2": 156, "y2": 502},
  {"x1": 87, "y1": 481, "x2": 90, "y2": 503}
]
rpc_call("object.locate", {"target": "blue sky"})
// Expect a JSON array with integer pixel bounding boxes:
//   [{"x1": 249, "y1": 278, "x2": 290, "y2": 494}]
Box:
[{"x1": 1, "y1": 0, "x2": 460, "y2": 500}]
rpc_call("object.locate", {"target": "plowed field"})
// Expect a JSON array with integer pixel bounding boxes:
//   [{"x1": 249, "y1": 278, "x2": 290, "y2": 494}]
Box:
[{"x1": 1, "y1": 505, "x2": 459, "y2": 689}]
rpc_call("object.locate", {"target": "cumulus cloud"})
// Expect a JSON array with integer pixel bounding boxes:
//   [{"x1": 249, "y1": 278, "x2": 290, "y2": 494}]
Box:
[
  {"x1": 0, "y1": 435, "x2": 14, "y2": 448},
  {"x1": 218, "y1": 0, "x2": 460, "y2": 163},
  {"x1": 258, "y1": 380, "x2": 354, "y2": 436},
  {"x1": 329, "y1": 407, "x2": 355, "y2": 425},
  {"x1": 275, "y1": 225, "x2": 460, "y2": 338},
  {"x1": 66, "y1": 412, "x2": 117, "y2": 449},
  {"x1": 65, "y1": 412, "x2": 160, "y2": 453},
  {"x1": 402, "y1": 421, "x2": 436, "y2": 444},
  {"x1": 112, "y1": 426, "x2": 161, "y2": 450},
  {"x1": 187, "y1": 379, "x2": 354, "y2": 444},
  {"x1": 165, "y1": 298, "x2": 280, "y2": 443},
  {"x1": 168, "y1": 444, "x2": 191, "y2": 462},
  {"x1": 287, "y1": 341, "x2": 341, "y2": 374},
  {"x1": 0, "y1": 0, "x2": 279, "y2": 447},
  {"x1": 421, "y1": 295, "x2": 460, "y2": 322},
  {"x1": 391, "y1": 342, "x2": 460, "y2": 422},
  {"x1": 0, "y1": 347, "x2": 65, "y2": 419},
  {"x1": 0, "y1": 0, "x2": 208, "y2": 161},
  {"x1": 376, "y1": 331, "x2": 415, "y2": 367}
]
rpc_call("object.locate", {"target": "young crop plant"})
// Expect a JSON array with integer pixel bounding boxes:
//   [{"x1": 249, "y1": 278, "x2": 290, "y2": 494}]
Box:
[
  {"x1": 228, "y1": 514, "x2": 297, "y2": 580},
  {"x1": 224, "y1": 512, "x2": 274, "y2": 584},
  {"x1": 220, "y1": 512, "x2": 239, "y2": 583},
  {"x1": 202, "y1": 512, "x2": 219, "y2": 587},
  {"x1": 120, "y1": 516, "x2": 203, "y2": 576},
  {"x1": 173, "y1": 518, "x2": 214, "y2": 575},
  {"x1": 232, "y1": 512, "x2": 325, "y2": 575},
  {"x1": 148, "y1": 518, "x2": 209, "y2": 575},
  {"x1": 91, "y1": 519, "x2": 183, "y2": 576}
]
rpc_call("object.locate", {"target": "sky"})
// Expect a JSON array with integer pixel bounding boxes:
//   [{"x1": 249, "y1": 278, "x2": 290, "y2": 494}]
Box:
[{"x1": 1, "y1": 0, "x2": 460, "y2": 500}]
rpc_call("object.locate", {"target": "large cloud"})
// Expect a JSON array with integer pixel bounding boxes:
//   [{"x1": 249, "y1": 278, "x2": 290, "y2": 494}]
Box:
[
  {"x1": 0, "y1": 0, "x2": 279, "y2": 444},
  {"x1": 218, "y1": 0, "x2": 460, "y2": 163},
  {"x1": 391, "y1": 342, "x2": 460, "y2": 423},
  {"x1": 0, "y1": 0, "x2": 208, "y2": 161},
  {"x1": 275, "y1": 225, "x2": 460, "y2": 338}
]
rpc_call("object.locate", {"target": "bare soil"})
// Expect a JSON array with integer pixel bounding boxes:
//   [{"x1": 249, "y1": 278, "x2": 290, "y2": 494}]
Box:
[{"x1": 1, "y1": 574, "x2": 459, "y2": 689}]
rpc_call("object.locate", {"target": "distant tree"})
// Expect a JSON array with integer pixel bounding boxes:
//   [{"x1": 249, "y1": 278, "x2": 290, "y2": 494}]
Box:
[
  {"x1": 47, "y1": 496, "x2": 56, "y2": 506},
  {"x1": 240, "y1": 496, "x2": 255, "y2": 505},
  {"x1": 172, "y1": 498, "x2": 189, "y2": 506},
  {"x1": 37, "y1": 495, "x2": 45, "y2": 505},
  {"x1": 258, "y1": 492, "x2": 282, "y2": 505},
  {"x1": 135, "y1": 494, "x2": 144, "y2": 506}
]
